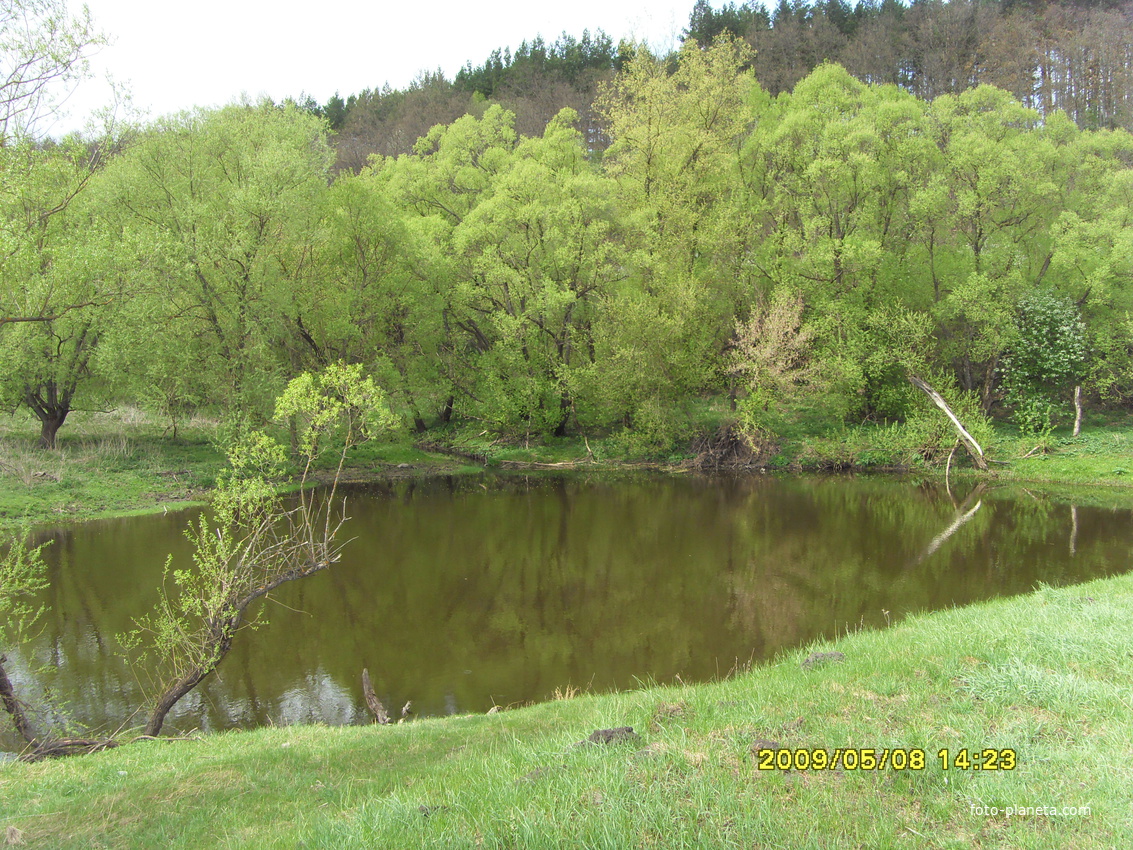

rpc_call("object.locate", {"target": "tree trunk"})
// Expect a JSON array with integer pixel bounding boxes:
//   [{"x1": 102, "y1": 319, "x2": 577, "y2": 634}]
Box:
[
  {"x1": 553, "y1": 391, "x2": 572, "y2": 438},
  {"x1": 144, "y1": 612, "x2": 240, "y2": 737},
  {"x1": 908, "y1": 375, "x2": 988, "y2": 471},
  {"x1": 0, "y1": 654, "x2": 37, "y2": 745},
  {"x1": 144, "y1": 668, "x2": 212, "y2": 737},
  {"x1": 1073, "y1": 385, "x2": 1082, "y2": 437},
  {"x1": 361, "y1": 668, "x2": 390, "y2": 724},
  {"x1": 37, "y1": 413, "x2": 67, "y2": 450},
  {"x1": 25, "y1": 381, "x2": 73, "y2": 450}
]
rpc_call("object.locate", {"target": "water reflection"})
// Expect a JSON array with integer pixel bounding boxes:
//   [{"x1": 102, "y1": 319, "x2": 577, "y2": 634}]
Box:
[{"x1": 4, "y1": 474, "x2": 1131, "y2": 747}]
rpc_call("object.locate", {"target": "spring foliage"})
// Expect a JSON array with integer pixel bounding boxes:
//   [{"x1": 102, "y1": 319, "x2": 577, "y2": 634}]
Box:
[
  {"x1": 125, "y1": 363, "x2": 396, "y2": 737},
  {"x1": 3, "y1": 49, "x2": 1133, "y2": 452}
]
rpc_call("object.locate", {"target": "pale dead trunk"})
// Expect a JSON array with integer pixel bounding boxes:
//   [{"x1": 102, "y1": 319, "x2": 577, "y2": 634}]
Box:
[{"x1": 908, "y1": 376, "x2": 988, "y2": 471}]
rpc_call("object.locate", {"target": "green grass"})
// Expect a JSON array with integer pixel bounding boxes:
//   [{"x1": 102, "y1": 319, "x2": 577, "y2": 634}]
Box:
[
  {"x1": 2, "y1": 406, "x2": 1131, "y2": 846},
  {"x1": 0, "y1": 411, "x2": 226, "y2": 527},
  {"x1": 987, "y1": 423, "x2": 1133, "y2": 488},
  {"x1": 2, "y1": 406, "x2": 1130, "y2": 531},
  {"x1": 0, "y1": 411, "x2": 466, "y2": 528},
  {"x1": 4, "y1": 573, "x2": 1131, "y2": 847}
]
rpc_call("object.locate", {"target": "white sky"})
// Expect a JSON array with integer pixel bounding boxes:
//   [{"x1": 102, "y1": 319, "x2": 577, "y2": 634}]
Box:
[{"x1": 53, "y1": 0, "x2": 693, "y2": 134}]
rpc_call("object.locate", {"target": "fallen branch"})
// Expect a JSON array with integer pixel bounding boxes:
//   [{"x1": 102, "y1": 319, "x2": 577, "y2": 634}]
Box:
[
  {"x1": 908, "y1": 376, "x2": 988, "y2": 471},
  {"x1": 19, "y1": 737, "x2": 119, "y2": 762},
  {"x1": 362, "y1": 668, "x2": 390, "y2": 725},
  {"x1": 497, "y1": 459, "x2": 589, "y2": 469}
]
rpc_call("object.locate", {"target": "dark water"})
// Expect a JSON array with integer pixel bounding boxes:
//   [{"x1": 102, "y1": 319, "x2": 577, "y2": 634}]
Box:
[{"x1": 4, "y1": 473, "x2": 1131, "y2": 745}]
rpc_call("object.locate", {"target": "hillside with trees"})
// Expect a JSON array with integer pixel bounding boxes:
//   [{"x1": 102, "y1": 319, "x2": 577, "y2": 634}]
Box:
[
  {"x1": 321, "y1": 0, "x2": 1133, "y2": 166},
  {"x1": 3, "y1": 2, "x2": 1133, "y2": 463}
]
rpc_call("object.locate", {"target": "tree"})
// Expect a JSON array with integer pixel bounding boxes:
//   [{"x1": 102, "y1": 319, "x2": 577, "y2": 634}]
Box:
[
  {"x1": 1, "y1": 0, "x2": 105, "y2": 140},
  {"x1": 380, "y1": 104, "x2": 518, "y2": 425},
  {"x1": 729, "y1": 288, "x2": 818, "y2": 437},
  {"x1": 0, "y1": 137, "x2": 121, "y2": 447},
  {"x1": 299, "y1": 163, "x2": 449, "y2": 432},
  {"x1": 738, "y1": 64, "x2": 939, "y2": 419},
  {"x1": 101, "y1": 102, "x2": 335, "y2": 423},
  {"x1": 1000, "y1": 291, "x2": 1088, "y2": 434},
  {"x1": 127, "y1": 363, "x2": 398, "y2": 738},
  {"x1": 592, "y1": 36, "x2": 758, "y2": 447},
  {"x1": 919, "y1": 88, "x2": 1090, "y2": 409},
  {"x1": 447, "y1": 107, "x2": 619, "y2": 436}
]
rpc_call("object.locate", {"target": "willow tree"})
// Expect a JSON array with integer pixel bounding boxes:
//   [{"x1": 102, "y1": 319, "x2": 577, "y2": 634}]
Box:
[
  {"x1": 591, "y1": 36, "x2": 757, "y2": 448},
  {"x1": 101, "y1": 102, "x2": 335, "y2": 423},
  {"x1": 446, "y1": 107, "x2": 620, "y2": 436},
  {"x1": 380, "y1": 104, "x2": 518, "y2": 427},
  {"x1": 0, "y1": 138, "x2": 123, "y2": 448},
  {"x1": 739, "y1": 64, "x2": 940, "y2": 420},
  {"x1": 127, "y1": 363, "x2": 398, "y2": 738},
  {"x1": 301, "y1": 164, "x2": 449, "y2": 433}
]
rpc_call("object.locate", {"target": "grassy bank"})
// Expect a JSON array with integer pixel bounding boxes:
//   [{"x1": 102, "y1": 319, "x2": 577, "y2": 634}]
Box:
[
  {"x1": 3, "y1": 571, "x2": 1131, "y2": 848},
  {"x1": 0, "y1": 411, "x2": 467, "y2": 528},
  {"x1": 1, "y1": 408, "x2": 1130, "y2": 530}
]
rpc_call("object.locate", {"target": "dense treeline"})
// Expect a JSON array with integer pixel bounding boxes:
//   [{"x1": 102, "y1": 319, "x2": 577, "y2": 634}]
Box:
[
  {"x1": 3, "y1": 36, "x2": 1133, "y2": 455},
  {"x1": 321, "y1": 0, "x2": 1133, "y2": 167}
]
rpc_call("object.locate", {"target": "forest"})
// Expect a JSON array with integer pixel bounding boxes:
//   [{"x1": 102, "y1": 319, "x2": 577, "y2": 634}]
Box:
[{"x1": 2, "y1": 0, "x2": 1133, "y2": 463}]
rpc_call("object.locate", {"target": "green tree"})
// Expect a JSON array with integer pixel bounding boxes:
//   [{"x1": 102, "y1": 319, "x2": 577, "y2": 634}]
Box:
[
  {"x1": 918, "y1": 87, "x2": 1068, "y2": 407},
  {"x1": 448, "y1": 107, "x2": 619, "y2": 436},
  {"x1": 739, "y1": 64, "x2": 938, "y2": 419},
  {"x1": 0, "y1": 137, "x2": 121, "y2": 447},
  {"x1": 1000, "y1": 291, "x2": 1088, "y2": 434},
  {"x1": 128, "y1": 363, "x2": 397, "y2": 738},
  {"x1": 380, "y1": 104, "x2": 517, "y2": 426},
  {"x1": 101, "y1": 102, "x2": 334, "y2": 423},
  {"x1": 300, "y1": 164, "x2": 448, "y2": 432},
  {"x1": 592, "y1": 36, "x2": 757, "y2": 447}
]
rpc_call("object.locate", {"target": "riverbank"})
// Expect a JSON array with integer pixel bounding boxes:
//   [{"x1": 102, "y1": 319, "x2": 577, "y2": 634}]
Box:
[
  {"x1": 1, "y1": 410, "x2": 1131, "y2": 528},
  {"x1": 3, "y1": 568, "x2": 1130, "y2": 847}
]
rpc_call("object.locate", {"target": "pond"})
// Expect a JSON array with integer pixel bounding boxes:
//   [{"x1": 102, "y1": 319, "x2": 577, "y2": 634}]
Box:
[{"x1": 3, "y1": 473, "x2": 1131, "y2": 747}]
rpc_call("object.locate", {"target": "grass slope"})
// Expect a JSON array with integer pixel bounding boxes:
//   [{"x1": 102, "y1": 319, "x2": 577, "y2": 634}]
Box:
[{"x1": 3, "y1": 573, "x2": 1131, "y2": 848}]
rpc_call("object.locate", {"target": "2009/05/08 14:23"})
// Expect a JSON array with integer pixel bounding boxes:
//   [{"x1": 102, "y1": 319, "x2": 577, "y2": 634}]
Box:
[{"x1": 756, "y1": 747, "x2": 1018, "y2": 771}]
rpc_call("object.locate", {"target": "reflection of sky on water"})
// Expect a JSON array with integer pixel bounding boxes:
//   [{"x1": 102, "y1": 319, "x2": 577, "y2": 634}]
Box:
[{"x1": 276, "y1": 671, "x2": 361, "y2": 727}]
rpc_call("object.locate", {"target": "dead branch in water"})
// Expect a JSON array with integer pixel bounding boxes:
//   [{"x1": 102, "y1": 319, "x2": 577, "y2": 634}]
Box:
[{"x1": 362, "y1": 668, "x2": 390, "y2": 725}]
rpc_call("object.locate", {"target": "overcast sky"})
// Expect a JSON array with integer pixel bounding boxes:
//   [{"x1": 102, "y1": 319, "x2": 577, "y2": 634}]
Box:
[{"x1": 53, "y1": 0, "x2": 693, "y2": 133}]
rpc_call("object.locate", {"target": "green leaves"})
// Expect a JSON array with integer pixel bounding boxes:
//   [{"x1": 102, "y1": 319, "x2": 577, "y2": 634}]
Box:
[
  {"x1": 274, "y1": 361, "x2": 398, "y2": 459},
  {"x1": 0, "y1": 529, "x2": 49, "y2": 649},
  {"x1": 99, "y1": 101, "x2": 335, "y2": 420},
  {"x1": 1000, "y1": 291, "x2": 1088, "y2": 434}
]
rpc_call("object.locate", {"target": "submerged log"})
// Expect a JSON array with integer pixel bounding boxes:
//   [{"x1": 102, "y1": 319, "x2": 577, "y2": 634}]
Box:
[{"x1": 362, "y1": 668, "x2": 390, "y2": 725}]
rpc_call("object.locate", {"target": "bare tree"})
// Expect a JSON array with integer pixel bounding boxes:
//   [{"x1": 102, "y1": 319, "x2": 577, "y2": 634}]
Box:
[{"x1": 1, "y1": 0, "x2": 105, "y2": 140}]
